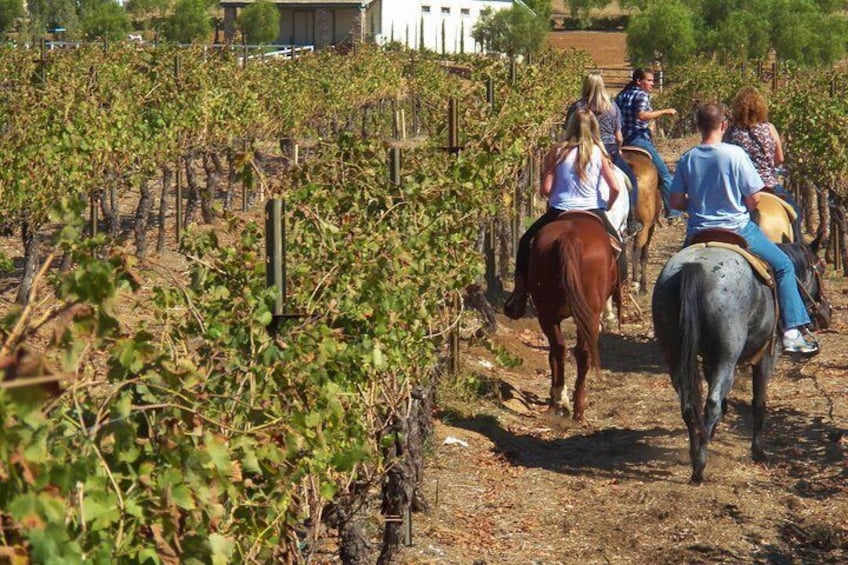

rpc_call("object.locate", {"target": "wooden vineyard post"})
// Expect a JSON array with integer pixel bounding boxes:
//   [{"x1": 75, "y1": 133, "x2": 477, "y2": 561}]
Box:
[
  {"x1": 445, "y1": 97, "x2": 462, "y2": 374},
  {"x1": 450, "y1": 292, "x2": 461, "y2": 375},
  {"x1": 175, "y1": 159, "x2": 183, "y2": 242},
  {"x1": 242, "y1": 139, "x2": 249, "y2": 212},
  {"x1": 174, "y1": 55, "x2": 183, "y2": 242},
  {"x1": 265, "y1": 199, "x2": 286, "y2": 318},
  {"x1": 388, "y1": 147, "x2": 401, "y2": 187},
  {"x1": 89, "y1": 194, "x2": 98, "y2": 236},
  {"x1": 771, "y1": 60, "x2": 778, "y2": 93},
  {"x1": 486, "y1": 77, "x2": 495, "y2": 113}
]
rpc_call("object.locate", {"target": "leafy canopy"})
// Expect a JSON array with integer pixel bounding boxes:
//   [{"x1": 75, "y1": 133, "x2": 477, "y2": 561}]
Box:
[
  {"x1": 237, "y1": 0, "x2": 280, "y2": 45},
  {"x1": 472, "y1": 5, "x2": 548, "y2": 57},
  {"x1": 79, "y1": 0, "x2": 131, "y2": 41},
  {"x1": 626, "y1": 0, "x2": 697, "y2": 65},
  {"x1": 163, "y1": 0, "x2": 210, "y2": 43},
  {"x1": 627, "y1": 0, "x2": 848, "y2": 66},
  {"x1": 0, "y1": 0, "x2": 24, "y2": 36}
]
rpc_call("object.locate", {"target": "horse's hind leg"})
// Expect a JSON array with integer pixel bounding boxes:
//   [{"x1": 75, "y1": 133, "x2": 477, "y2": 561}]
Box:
[
  {"x1": 540, "y1": 317, "x2": 568, "y2": 414},
  {"x1": 682, "y1": 404, "x2": 707, "y2": 484},
  {"x1": 752, "y1": 349, "x2": 778, "y2": 462},
  {"x1": 704, "y1": 362, "x2": 736, "y2": 440},
  {"x1": 572, "y1": 322, "x2": 599, "y2": 423}
]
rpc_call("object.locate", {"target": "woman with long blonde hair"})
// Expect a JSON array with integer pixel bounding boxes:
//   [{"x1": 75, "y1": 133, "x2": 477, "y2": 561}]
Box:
[
  {"x1": 505, "y1": 109, "x2": 621, "y2": 319},
  {"x1": 568, "y1": 73, "x2": 641, "y2": 235}
]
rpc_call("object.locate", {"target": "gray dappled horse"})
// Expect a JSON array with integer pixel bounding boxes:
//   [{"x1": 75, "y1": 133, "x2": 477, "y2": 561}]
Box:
[{"x1": 652, "y1": 239, "x2": 831, "y2": 484}]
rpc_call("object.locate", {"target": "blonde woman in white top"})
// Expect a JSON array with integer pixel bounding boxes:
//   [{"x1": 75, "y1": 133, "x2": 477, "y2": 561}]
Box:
[{"x1": 505, "y1": 109, "x2": 622, "y2": 319}]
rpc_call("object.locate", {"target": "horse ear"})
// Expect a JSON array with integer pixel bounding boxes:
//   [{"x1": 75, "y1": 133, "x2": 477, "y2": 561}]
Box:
[{"x1": 809, "y1": 232, "x2": 822, "y2": 254}]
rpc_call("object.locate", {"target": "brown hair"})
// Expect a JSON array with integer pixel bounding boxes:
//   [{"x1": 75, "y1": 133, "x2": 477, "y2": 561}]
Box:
[
  {"x1": 731, "y1": 86, "x2": 768, "y2": 129},
  {"x1": 696, "y1": 103, "x2": 726, "y2": 133}
]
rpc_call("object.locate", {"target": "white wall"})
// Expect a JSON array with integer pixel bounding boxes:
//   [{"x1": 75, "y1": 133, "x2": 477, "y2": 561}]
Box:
[{"x1": 376, "y1": 0, "x2": 514, "y2": 54}]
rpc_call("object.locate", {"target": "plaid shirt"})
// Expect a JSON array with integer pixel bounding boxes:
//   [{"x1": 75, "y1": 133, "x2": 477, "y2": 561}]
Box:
[{"x1": 616, "y1": 86, "x2": 652, "y2": 142}]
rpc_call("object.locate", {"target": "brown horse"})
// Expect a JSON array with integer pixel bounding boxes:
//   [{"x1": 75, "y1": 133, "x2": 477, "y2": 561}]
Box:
[
  {"x1": 528, "y1": 212, "x2": 620, "y2": 421},
  {"x1": 621, "y1": 147, "x2": 661, "y2": 294}
]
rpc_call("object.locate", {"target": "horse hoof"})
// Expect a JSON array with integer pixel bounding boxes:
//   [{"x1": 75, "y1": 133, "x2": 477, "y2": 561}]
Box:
[{"x1": 752, "y1": 447, "x2": 767, "y2": 463}]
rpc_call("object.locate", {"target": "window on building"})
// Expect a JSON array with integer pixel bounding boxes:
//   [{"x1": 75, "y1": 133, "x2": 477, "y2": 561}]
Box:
[
  {"x1": 461, "y1": 8, "x2": 470, "y2": 16},
  {"x1": 441, "y1": 7, "x2": 450, "y2": 14},
  {"x1": 422, "y1": 5, "x2": 430, "y2": 13}
]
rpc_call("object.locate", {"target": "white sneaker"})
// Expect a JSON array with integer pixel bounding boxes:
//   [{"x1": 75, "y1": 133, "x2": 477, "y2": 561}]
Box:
[{"x1": 782, "y1": 332, "x2": 820, "y2": 356}]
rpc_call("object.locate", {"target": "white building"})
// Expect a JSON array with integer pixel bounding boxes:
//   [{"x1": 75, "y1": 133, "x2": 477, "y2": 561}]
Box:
[
  {"x1": 375, "y1": 1, "x2": 517, "y2": 54},
  {"x1": 219, "y1": 0, "x2": 520, "y2": 52}
]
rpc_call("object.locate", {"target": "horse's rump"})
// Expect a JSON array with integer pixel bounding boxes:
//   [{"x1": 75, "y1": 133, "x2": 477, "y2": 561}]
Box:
[{"x1": 756, "y1": 191, "x2": 796, "y2": 243}]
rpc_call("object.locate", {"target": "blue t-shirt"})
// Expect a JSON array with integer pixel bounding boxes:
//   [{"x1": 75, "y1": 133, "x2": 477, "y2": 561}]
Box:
[{"x1": 670, "y1": 142, "x2": 764, "y2": 237}]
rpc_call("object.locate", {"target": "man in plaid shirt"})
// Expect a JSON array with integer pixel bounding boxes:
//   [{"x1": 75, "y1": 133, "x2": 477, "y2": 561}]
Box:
[{"x1": 616, "y1": 68, "x2": 680, "y2": 220}]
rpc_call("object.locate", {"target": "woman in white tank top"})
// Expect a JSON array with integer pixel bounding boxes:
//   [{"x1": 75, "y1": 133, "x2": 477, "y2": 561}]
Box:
[{"x1": 505, "y1": 109, "x2": 621, "y2": 319}]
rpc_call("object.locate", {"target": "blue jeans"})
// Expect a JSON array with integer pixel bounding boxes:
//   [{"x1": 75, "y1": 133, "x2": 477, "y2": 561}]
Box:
[
  {"x1": 739, "y1": 221, "x2": 811, "y2": 329},
  {"x1": 625, "y1": 133, "x2": 677, "y2": 217},
  {"x1": 606, "y1": 144, "x2": 638, "y2": 208}
]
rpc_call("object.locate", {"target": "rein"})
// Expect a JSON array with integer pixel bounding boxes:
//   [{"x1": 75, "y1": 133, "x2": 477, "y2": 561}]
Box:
[{"x1": 795, "y1": 265, "x2": 823, "y2": 316}]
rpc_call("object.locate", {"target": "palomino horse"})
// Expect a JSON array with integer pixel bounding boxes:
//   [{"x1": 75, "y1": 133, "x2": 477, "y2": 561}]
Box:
[
  {"x1": 528, "y1": 213, "x2": 621, "y2": 421},
  {"x1": 652, "y1": 235, "x2": 830, "y2": 483},
  {"x1": 755, "y1": 191, "x2": 798, "y2": 243},
  {"x1": 621, "y1": 147, "x2": 661, "y2": 294}
]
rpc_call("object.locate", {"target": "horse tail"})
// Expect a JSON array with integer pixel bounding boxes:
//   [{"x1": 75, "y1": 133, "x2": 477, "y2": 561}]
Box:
[
  {"x1": 559, "y1": 236, "x2": 599, "y2": 368},
  {"x1": 676, "y1": 263, "x2": 707, "y2": 442}
]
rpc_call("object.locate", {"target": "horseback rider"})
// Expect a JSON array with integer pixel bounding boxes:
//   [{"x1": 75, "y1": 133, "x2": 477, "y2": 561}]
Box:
[
  {"x1": 567, "y1": 73, "x2": 642, "y2": 236},
  {"x1": 670, "y1": 103, "x2": 819, "y2": 356},
  {"x1": 724, "y1": 86, "x2": 803, "y2": 239},
  {"x1": 616, "y1": 68, "x2": 679, "y2": 221},
  {"x1": 504, "y1": 108, "x2": 622, "y2": 320}
]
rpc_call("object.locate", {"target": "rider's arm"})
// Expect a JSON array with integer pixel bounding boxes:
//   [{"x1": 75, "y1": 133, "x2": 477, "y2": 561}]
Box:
[
  {"x1": 744, "y1": 191, "x2": 762, "y2": 212},
  {"x1": 636, "y1": 108, "x2": 677, "y2": 121},
  {"x1": 670, "y1": 192, "x2": 687, "y2": 211},
  {"x1": 768, "y1": 123, "x2": 784, "y2": 166},
  {"x1": 600, "y1": 153, "x2": 620, "y2": 207},
  {"x1": 540, "y1": 146, "x2": 558, "y2": 198}
]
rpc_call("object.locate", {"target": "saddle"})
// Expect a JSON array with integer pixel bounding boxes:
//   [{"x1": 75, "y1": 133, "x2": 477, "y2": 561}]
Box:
[
  {"x1": 620, "y1": 146, "x2": 654, "y2": 161},
  {"x1": 554, "y1": 210, "x2": 622, "y2": 256},
  {"x1": 688, "y1": 229, "x2": 773, "y2": 287}
]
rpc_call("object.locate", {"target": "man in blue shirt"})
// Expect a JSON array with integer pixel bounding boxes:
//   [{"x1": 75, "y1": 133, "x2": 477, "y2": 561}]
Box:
[
  {"x1": 616, "y1": 68, "x2": 679, "y2": 220},
  {"x1": 670, "y1": 103, "x2": 818, "y2": 355}
]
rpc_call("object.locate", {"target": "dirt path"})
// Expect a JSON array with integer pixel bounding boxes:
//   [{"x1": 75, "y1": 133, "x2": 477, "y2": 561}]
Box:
[{"x1": 397, "y1": 138, "x2": 848, "y2": 565}]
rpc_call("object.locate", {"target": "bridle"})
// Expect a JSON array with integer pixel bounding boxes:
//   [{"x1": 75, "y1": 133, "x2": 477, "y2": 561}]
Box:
[{"x1": 795, "y1": 247, "x2": 829, "y2": 328}]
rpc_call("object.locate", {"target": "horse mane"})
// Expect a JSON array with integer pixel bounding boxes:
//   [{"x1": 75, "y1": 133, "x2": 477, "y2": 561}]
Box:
[{"x1": 777, "y1": 242, "x2": 812, "y2": 277}]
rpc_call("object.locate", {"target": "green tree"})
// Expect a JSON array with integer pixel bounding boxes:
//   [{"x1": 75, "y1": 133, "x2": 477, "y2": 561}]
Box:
[
  {"x1": 626, "y1": 0, "x2": 696, "y2": 64},
  {"x1": 26, "y1": 0, "x2": 81, "y2": 38},
  {"x1": 80, "y1": 0, "x2": 131, "y2": 40},
  {"x1": 125, "y1": 0, "x2": 170, "y2": 19},
  {"x1": 566, "y1": 0, "x2": 612, "y2": 28},
  {"x1": 708, "y1": 9, "x2": 770, "y2": 62},
  {"x1": 163, "y1": 0, "x2": 210, "y2": 43},
  {"x1": 0, "y1": 0, "x2": 24, "y2": 36},
  {"x1": 236, "y1": 1, "x2": 279, "y2": 44},
  {"x1": 523, "y1": 0, "x2": 554, "y2": 22},
  {"x1": 472, "y1": 5, "x2": 548, "y2": 56}
]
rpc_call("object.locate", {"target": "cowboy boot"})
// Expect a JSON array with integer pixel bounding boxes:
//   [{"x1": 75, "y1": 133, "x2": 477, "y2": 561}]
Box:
[{"x1": 504, "y1": 276, "x2": 528, "y2": 320}]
